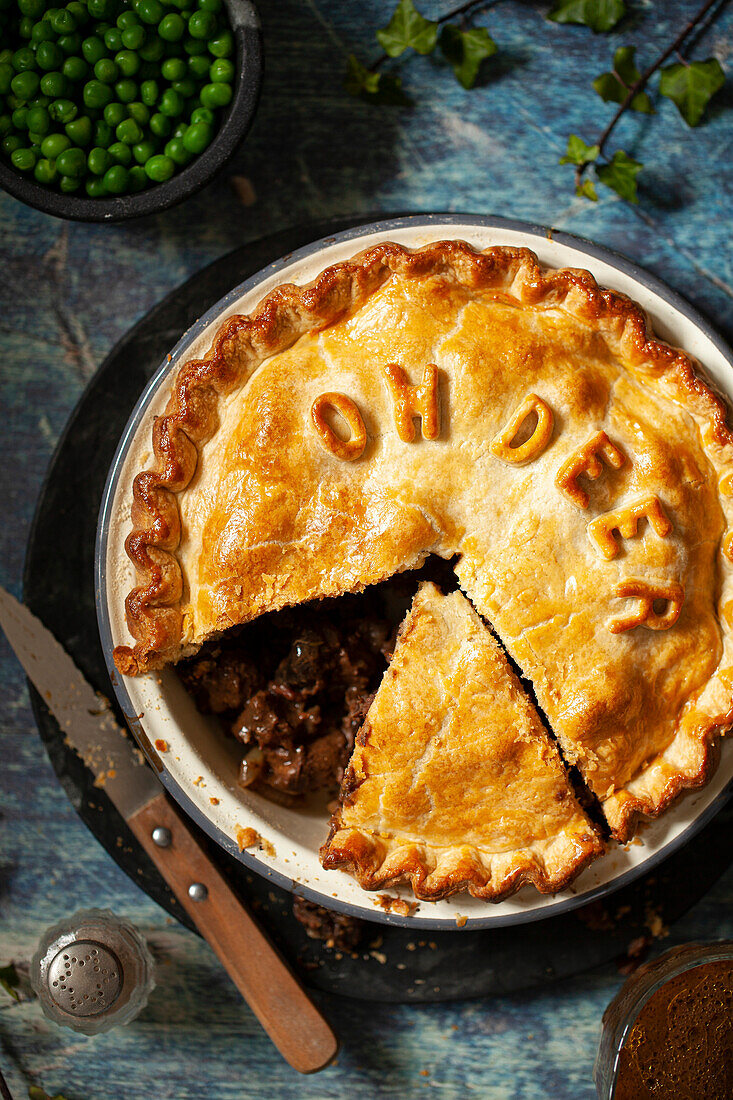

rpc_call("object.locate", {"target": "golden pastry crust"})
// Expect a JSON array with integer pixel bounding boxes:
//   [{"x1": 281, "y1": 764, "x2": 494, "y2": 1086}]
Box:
[
  {"x1": 320, "y1": 583, "x2": 603, "y2": 900},
  {"x1": 113, "y1": 240, "x2": 733, "y2": 840}
]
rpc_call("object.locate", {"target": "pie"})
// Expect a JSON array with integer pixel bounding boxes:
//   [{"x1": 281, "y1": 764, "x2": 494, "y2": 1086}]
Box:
[
  {"x1": 320, "y1": 582, "x2": 603, "y2": 899},
  {"x1": 113, "y1": 239, "x2": 733, "y2": 900}
]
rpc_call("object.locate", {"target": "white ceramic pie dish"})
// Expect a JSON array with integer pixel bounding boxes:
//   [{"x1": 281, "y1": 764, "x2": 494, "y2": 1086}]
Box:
[{"x1": 96, "y1": 214, "x2": 733, "y2": 930}]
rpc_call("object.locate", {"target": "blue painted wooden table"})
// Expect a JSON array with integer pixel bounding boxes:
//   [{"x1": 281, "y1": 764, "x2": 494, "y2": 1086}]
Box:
[{"x1": 2, "y1": 2, "x2": 733, "y2": 1097}]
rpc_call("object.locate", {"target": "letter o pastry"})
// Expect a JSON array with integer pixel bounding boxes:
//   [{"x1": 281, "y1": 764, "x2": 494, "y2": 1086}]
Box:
[
  {"x1": 311, "y1": 392, "x2": 367, "y2": 461},
  {"x1": 490, "y1": 393, "x2": 554, "y2": 466}
]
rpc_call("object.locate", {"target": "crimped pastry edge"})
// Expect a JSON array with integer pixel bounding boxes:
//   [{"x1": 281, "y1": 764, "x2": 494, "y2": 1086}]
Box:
[{"x1": 112, "y1": 238, "x2": 733, "y2": 840}]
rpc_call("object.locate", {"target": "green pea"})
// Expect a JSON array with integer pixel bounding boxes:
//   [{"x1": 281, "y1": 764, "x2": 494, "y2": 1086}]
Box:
[
  {"x1": 115, "y1": 78, "x2": 137, "y2": 102},
  {"x1": 95, "y1": 20, "x2": 112, "y2": 35},
  {"x1": 103, "y1": 163, "x2": 128, "y2": 191},
  {"x1": 149, "y1": 110, "x2": 170, "y2": 137},
  {"x1": 117, "y1": 10, "x2": 139, "y2": 30},
  {"x1": 30, "y1": 21, "x2": 55, "y2": 43},
  {"x1": 19, "y1": 0, "x2": 45, "y2": 16},
  {"x1": 55, "y1": 145, "x2": 85, "y2": 176},
  {"x1": 27, "y1": 129, "x2": 47, "y2": 145},
  {"x1": 49, "y1": 9, "x2": 76, "y2": 34},
  {"x1": 0, "y1": 51, "x2": 11, "y2": 65},
  {"x1": 12, "y1": 47, "x2": 37, "y2": 72},
  {"x1": 49, "y1": 97, "x2": 78, "y2": 122},
  {"x1": 208, "y1": 29, "x2": 233, "y2": 58},
  {"x1": 81, "y1": 36, "x2": 107, "y2": 65},
  {"x1": 131, "y1": 137, "x2": 155, "y2": 163},
  {"x1": 171, "y1": 120, "x2": 186, "y2": 137},
  {"x1": 11, "y1": 107, "x2": 29, "y2": 130},
  {"x1": 163, "y1": 135, "x2": 189, "y2": 164},
  {"x1": 198, "y1": 0, "x2": 222, "y2": 11},
  {"x1": 134, "y1": 0, "x2": 163, "y2": 25},
  {"x1": 10, "y1": 146, "x2": 36, "y2": 171},
  {"x1": 209, "y1": 58, "x2": 233, "y2": 83},
  {"x1": 115, "y1": 116, "x2": 142, "y2": 144},
  {"x1": 159, "y1": 12, "x2": 184, "y2": 41},
  {"x1": 127, "y1": 101, "x2": 149, "y2": 125},
  {"x1": 0, "y1": 63, "x2": 14, "y2": 94},
  {"x1": 139, "y1": 36, "x2": 164, "y2": 61},
  {"x1": 83, "y1": 78, "x2": 113, "y2": 108},
  {"x1": 169, "y1": 0, "x2": 194, "y2": 9},
  {"x1": 187, "y1": 9, "x2": 214, "y2": 38},
  {"x1": 41, "y1": 131, "x2": 71, "y2": 157},
  {"x1": 171, "y1": 77, "x2": 195, "y2": 97},
  {"x1": 40, "y1": 71, "x2": 69, "y2": 97},
  {"x1": 34, "y1": 156, "x2": 58, "y2": 184},
  {"x1": 190, "y1": 105, "x2": 213, "y2": 125},
  {"x1": 59, "y1": 173, "x2": 82, "y2": 191},
  {"x1": 87, "y1": 0, "x2": 111, "y2": 17},
  {"x1": 93, "y1": 118, "x2": 112, "y2": 144},
  {"x1": 94, "y1": 58, "x2": 118, "y2": 83},
  {"x1": 87, "y1": 145, "x2": 111, "y2": 174},
  {"x1": 199, "y1": 81, "x2": 230, "y2": 109},
  {"x1": 121, "y1": 24, "x2": 145, "y2": 49},
  {"x1": 103, "y1": 101, "x2": 125, "y2": 125},
  {"x1": 144, "y1": 152, "x2": 174, "y2": 180},
  {"x1": 66, "y1": 2, "x2": 88, "y2": 27},
  {"x1": 19, "y1": 16, "x2": 35, "y2": 38},
  {"x1": 27, "y1": 105, "x2": 50, "y2": 133},
  {"x1": 65, "y1": 114, "x2": 92, "y2": 145},
  {"x1": 1, "y1": 134, "x2": 23, "y2": 154},
  {"x1": 0, "y1": 114, "x2": 12, "y2": 138},
  {"x1": 183, "y1": 37, "x2": 206, "y2": 56},
  {"x1": 140, "y1": 78, "x2": 158, "y2": 105},
  {"x1": 108, "y1": 138, "x2": 131, "y2": 164},
  {"x1": 161, "y1": 57, "x2": 185, "y2": 81},
  {"x1": 62, "y1": 56, "x2": 88, "y2": 82},
  {"x1": 5, "y1": 95, "x2": 23, "y2": 111},
  {"x1": 159, "y1": 88, "x2": 183, "y2": 116},
  {"x1": 128, "y1": 163, "x2": 147, "y2": 190},
  {"x1": 85, "y1": 175, "x2": 106, "y2": 196},
  {"x1": 12, "y1": 70, "x2": 40, "y2": 99},
  {"x1": 182, "y1": 120, "x2": 212, "y2": 153},
  {"x1": 114, "y1": 49, "x2": 140, "y2": 77},
  {"x1": 103, "y1": 28, "x2": 121, "y2": 50}
]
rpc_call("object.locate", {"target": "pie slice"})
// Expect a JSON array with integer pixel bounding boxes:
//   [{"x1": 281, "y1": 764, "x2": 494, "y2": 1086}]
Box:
[
  {"x1": 113, "y1": 240, "x2": 733, "y2": 844},
  {"x1": 320, "y1": 583, "x2": 603, "y2": 901}
]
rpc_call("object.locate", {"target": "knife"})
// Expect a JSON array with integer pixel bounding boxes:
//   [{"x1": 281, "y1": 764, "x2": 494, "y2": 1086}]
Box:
[{"x1": 0, "y1": 585, "x2": 339, "y2": 1074}]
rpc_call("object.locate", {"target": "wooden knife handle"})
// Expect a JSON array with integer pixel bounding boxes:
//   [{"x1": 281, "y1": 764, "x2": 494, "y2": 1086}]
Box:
[{"x1": 128, "y1": 792, "x2": 339, "y2": 1074}]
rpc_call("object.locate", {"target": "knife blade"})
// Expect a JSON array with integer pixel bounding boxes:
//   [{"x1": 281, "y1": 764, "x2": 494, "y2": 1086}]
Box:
[{"x1": 0, "y1": 584, "x2": 339, "y2": 1074}]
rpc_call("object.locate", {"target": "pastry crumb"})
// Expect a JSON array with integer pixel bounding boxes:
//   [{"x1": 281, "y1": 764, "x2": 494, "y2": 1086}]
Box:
[
  {"x1": 154, "y1": 739, "x2": 169, "y2": 752},
  {"x1": 210, "y1": 796, "x2": 220, "y2": 805},
  {"x1": 455, "y1": 913, "x2": 468, "y2": 928},
  {"x1": 236, "y1": 825, "x2": 275, "y2": 855},
  {"x1": 375, "y1": 893, "x2": 418, "y2": 917}
]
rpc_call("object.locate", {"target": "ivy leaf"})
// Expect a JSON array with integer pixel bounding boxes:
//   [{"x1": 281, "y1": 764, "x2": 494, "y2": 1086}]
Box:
[
  {"x1": 376, "y1": 0, "x2": 438, "y2": 58},
  {"x1": 559, "y1": 134, "x2": 600, "y2": 165},
  {"x1": 439, "y1": 25, "x2": 497, "y2": 90},
  {"x1": 576, "y1": 178, "x2": 598, "y2": 200},
  {"x1": 0, "y1": 963, "x2": 21, "y2": 1001},
  {"x1": 593, "y1": 46, "x2": 653, "y2": 112},
  {"x1": 659, "y1": 59, "x2": 725, "y2": 126},
  {"x1": 344, "y1": 55, "x2": 409, "y2": 105},
  {"x1": 548, "y1": 0, "x2": 626, "y2": 33},
  {"x1": 596, "y1": 149, "x2": 642, "y2": 202}
]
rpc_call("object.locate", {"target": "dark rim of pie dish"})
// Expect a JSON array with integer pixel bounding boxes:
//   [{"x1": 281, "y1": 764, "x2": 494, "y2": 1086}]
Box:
[
  {"x1": 0, "y1": 0, "x2": 262, "y2": 224},
  {"x1": 95, "y1": 213, "x2": 733, "y2": 929}
]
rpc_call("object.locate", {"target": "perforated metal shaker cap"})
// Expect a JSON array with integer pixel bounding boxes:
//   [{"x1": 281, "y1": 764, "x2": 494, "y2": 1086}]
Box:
[{"x1": 31, "y1": 908, "x2": 155, "y2": 1035}]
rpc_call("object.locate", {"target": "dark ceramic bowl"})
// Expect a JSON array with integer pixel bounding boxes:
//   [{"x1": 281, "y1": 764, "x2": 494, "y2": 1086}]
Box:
[{"x1": 0, "y1": 0, "x2": 262, "y2": 223}]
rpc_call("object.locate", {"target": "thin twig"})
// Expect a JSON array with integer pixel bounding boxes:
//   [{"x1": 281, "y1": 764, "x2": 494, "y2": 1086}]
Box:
[
  {"x1": 575, "y1": 0, "x2": 731, "y2": 187},
  {"x1": 372, "y1": 0, "x2": 493, "y2": 70}
]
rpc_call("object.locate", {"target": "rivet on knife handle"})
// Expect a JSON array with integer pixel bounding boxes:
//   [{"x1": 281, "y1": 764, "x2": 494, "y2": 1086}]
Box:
[{"x1": 127, "y1": 792, "x2": 339, "y2": 1074}]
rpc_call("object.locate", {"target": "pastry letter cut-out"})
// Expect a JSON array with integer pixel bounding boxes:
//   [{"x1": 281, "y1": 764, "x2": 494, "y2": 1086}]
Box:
[
  {"x1": 311, "y1": 392, "x2": 367, "y2": 461},
  {"x1": 587, "y1": 496, "x2": 672, "y2": 560},
  {"x1": 490, "y1": 393, "x2": 554, "y2": 466},
  {"x1": 608, "y1": 578, "x2": 684, "y2": 633},
  {"x1": 555, "y1": 431, "x2": 626, "y2": 508},
  {"x1": 381, "y1": 362, "x2": 440, "y2": 443}
]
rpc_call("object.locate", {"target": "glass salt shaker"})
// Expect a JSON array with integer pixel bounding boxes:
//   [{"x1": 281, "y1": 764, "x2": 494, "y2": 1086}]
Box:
[{"x1": 31, "y1": 907, "x2": 155, "y2": 1035}]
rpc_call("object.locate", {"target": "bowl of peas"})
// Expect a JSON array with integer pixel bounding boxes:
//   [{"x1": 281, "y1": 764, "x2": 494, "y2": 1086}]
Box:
[{"x1": 0, "y1": 0, "x2": 262, "y2": 220}]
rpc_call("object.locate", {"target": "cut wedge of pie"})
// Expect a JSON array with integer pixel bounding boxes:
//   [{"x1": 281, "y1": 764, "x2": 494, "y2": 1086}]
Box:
[
  {"x1": 320, "y1": 582, "x2": 603, "y2": 900},
  {"x1": 113, "y1": 239, "x2": 733, "y2": 876}
]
